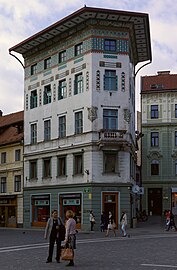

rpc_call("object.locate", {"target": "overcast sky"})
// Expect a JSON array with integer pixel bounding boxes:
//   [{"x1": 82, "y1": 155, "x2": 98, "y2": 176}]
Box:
[{"x1": 1, "y1": 0, "x2": 177, "y2": 115}]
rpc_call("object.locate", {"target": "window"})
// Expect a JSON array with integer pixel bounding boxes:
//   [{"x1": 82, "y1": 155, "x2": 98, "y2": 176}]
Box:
[
  {"x1": 75, "y1": 42, "x2": 83, "y2": 56},
  {"x1": 59, "y1": 116, "x2": 66, "y2": 138},
  {"x1": 30, "y1": 160, "x2": 37, "y2": 179},
  {"x1": 1, "y1": 177, "x2": 6, "y2": 193},
  {"x1": 175, "y1": 105, "x2": 177, "y2": 118},
  {"x1": 104, "y1": 152, "x2": 117, "y2": 173},
  {"x1": 31, "y1": 63, "x2": 37, "y2": 75},
  {"x1": 44, "y1": 120, "x2": 51, "y2": 141},
  {"x1": 58, "y1": 79, "x2": 67, "y2": 100},
  {"x1": 104, "y1": 39, "x2": 116, "y2": 52},
  {"x1": 104, "y1": 70, "x2": 117, "y2": 91},
  {"x1": 44, "y1": 57, "x2": 51, "y2": 69},
  {"x1": 30, "y1": 90, "x2": 38, "y2": 109},
  {"x1": 1, "y1": 152, "x2": 6, "y2": 164},
  {"x1": 59, "y1": 50, "x2": 66, "y2": 63},
  {"x1": 43, "y1": 85, "x2": 51, "y2": 105},
  {"x1": 151, "y1": 105, "x2": 158, "y2": 119},
  {"x1": 43, "y1": 158, "x2": 51, "y2": 178},
  {"x1": 57, "y1": 156, "x2": 66, "y2": 176},
  {"x1": 15, "y1": 149, "x2": 21, "y2": 161},
  {"x1": 74, "y1": 154, "x2": 83, "y2": 175},
  {"x1": 31, "y1": 123, "x2": 37, "y2": 144},
  {"x1": 74, "y1": 73, "x2": 83, "y2": 95},
  {"x1": 14, "y1": 175, "x2": 21, "y2": 192},
  {"x1": 75, "y1": 111, "x2": 83, "y2": 134},
  {"x1": 103, "y1": 109, "x2": 118, "y2": 130},
  {"x1": 151, "y1": 160, "x2": 159, "y2": 175},
  {"x1": 151, "y1": 132, "x2": 159, "y2": 147}
]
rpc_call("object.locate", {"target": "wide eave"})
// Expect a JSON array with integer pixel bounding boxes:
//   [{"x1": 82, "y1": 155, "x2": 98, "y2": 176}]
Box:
[{"x1": 9, "y1": 6, "x2": 152, "y2": 64}]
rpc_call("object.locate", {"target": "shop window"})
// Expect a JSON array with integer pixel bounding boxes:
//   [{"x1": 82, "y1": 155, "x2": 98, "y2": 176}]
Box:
[
  {"x1": 43, "y1": 158, "x2": 51, "y2": 178},
  {"x1": 31, "y1": 194, "x2": 50, "y2": 226},
  {"x1": 14, "y1": 175, "x2": 21, "y2": 192}
]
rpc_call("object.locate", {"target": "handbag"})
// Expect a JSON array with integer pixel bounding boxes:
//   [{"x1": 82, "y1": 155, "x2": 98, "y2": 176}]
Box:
[{"x1": 61, "y1": 247, "x2": 73, "y2": 260}]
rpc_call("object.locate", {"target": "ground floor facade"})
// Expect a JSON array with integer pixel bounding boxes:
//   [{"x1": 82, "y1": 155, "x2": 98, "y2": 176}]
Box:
[
  {"x1": 23, "y1": 183, "x2": 136, "y2": 230},
  {"x1": 142, "y1": 183, "x2": 177, "y2": 216},
  {"x1": 0, "y1": 194, "x2": 23, "y2": 227}
]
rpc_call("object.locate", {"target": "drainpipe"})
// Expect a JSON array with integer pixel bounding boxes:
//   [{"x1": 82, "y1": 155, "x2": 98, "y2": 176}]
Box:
[{"x1": 135, "y1": 60, "x2": 152, "y2": 78}]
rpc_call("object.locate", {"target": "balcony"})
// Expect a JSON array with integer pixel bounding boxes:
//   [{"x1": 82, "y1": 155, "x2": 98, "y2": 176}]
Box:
[{"x1": 97, "y1": 129, "x2": 131, "y2": 150}]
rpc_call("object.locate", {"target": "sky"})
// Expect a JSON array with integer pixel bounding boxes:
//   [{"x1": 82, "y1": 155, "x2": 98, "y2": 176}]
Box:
[{"x1": 1, "y1": 0, "x2": 177, "y2": 115}]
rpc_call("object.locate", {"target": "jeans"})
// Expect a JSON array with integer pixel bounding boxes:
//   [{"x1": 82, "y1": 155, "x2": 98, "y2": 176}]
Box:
[{"x1": 121, "y1": 223, "x2": 126, "y2": 236}]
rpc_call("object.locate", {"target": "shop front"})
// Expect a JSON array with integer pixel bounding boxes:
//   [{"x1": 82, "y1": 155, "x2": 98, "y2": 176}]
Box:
[
  {"x1": 172, "y1": 188, "x2": 177, "y2": 215},
  {"x1": 31, "y1": 194, "x2": 50, "y2": 227},
  {"x1": 59, "y1": 193, "x2": 82, "y2": 229},
  {"x1": 0, "y1": 196, "x2": 17, "y2": 227},
  {"x1": 102, "y1": 192, "x2": 119, "y2": 228}
]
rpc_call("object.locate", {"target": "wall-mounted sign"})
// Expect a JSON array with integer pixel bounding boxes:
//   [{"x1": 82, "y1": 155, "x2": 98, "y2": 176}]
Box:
[
  {"x1": 35, "y1": 200, "x2": 49, "y2": 206},
  {"x1": 63, "y1": 199, "x2": 80, "y2": 206}
]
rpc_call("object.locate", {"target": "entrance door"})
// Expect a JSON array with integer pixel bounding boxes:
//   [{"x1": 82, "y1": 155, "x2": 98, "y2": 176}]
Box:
[
  {"x1": 148, "y1": 188, "x2": 162, "y2": 215},
  {"x1": 102, "y1": 192, "x2": 118, "y2": 228}
]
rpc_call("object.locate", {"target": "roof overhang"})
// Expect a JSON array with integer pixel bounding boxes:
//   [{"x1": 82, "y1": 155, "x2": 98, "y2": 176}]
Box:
[{"x1": 9, "y1": 6, "x2": 152, "y2": 64}]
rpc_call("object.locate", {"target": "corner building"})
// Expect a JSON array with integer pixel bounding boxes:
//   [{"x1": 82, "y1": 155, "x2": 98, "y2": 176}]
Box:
[{"x1": 10, "y1": 7, "x2": 151, "y2": 229}]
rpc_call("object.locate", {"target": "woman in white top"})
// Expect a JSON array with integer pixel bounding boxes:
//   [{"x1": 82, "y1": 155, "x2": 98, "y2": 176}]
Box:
[{"x1": 64, "y1": 210, "x2": 76, "y2": 267}]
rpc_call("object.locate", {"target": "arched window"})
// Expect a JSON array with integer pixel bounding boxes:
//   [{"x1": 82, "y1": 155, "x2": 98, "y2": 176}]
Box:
[{"x1": 151, "y1": 160, "x2": 159, "y2": 175}]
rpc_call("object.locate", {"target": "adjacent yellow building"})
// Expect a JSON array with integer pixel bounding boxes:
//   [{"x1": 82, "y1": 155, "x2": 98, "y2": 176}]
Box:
[{"x1": 0, "y1": 110, "x2": 24, "y2": 227}]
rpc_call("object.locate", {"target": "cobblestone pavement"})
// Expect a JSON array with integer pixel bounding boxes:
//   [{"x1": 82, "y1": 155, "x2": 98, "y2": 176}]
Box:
[{"x1": 1, "y1": 216, "x2": 177, "y2": 270}]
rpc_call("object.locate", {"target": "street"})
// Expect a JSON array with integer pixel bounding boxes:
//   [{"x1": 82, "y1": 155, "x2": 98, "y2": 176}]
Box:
[{"x1": 0, "y1": 227, "x2": 177, "y2": 270}]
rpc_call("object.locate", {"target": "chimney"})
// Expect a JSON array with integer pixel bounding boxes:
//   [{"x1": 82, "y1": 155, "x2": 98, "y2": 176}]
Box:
[
  {"x1": 157, "y1": 71, "x2": 170, "y2": 75},
  {"x1": 0, "y1": 110, "x2": 3, "y2": 117}
]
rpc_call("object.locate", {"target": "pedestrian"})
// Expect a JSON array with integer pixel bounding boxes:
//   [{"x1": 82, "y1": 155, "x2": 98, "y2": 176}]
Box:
[
  {"x1": 165, "y1": 210, "x2": 171, "y2": 231},
  {"x1": 64, "y1": 210, "x2": 76, "y2": 267},
  {"x1": 44, "y1": 209, "x2": 65, "y2": 263},
  {"x1": 120, "y1": 210, "x2": 127, "y2": 237},
  {"x1": 89, "y1": 210, "x2": 95, "y2": 231},
  {"x1": 105, "y1": 211, "x2": 116, "y2": 237},
  {"x1": 100, "y1": 211, "x2": 106, "y2": 232}
]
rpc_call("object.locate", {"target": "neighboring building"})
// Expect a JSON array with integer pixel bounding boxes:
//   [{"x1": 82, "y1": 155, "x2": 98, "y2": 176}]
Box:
[
  {"x1": 0, "y1": 110, "x2": 24, "y2": 227},
  {"x1": 141, "y1": 71, "x2": 177, "y2": 216},
  {"x1": 9, "y1": 6, "x2": 151, "y2": 229}
]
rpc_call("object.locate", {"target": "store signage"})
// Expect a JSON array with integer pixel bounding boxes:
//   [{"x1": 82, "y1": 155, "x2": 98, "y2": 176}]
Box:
[
  {"x1": 0, "y1": 200, "x2": 8, "y2": 204},
  {"x1": 84, "y1": 188, "x2": 90, "y2": 193},
  {"x1": 63, "y1": 199, "x2": 80, "y2": 205},
  {"x1": 35, "y1": 200, "x2": 49, "y2": 206}
]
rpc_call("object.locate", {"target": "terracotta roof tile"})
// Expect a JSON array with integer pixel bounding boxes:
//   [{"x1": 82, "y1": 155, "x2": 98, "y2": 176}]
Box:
[
  {"x1": 141, "y1": 72, "x2": 177, "y2": 92},
  {"x1": 0, "y1": 111, "x2": 24, "y2": 146}
]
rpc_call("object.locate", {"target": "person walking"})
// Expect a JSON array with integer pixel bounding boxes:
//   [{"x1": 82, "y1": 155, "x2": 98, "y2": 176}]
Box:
[
  {"x1": 120, "y1": 210, "x2": 127, "y2": 237},
  {"x1": 64, "y1": 210, "x2": 76, "y2": 267},
  {"x1": 44, "y1": 209, "x2": 64, "y2": 263},
  {"x1": 89, "y1": 210, "x2": 95, "y2": 231},
  {"x1": 105, "y1": 211, "x2": 116, "y2": 237},
  {"x1": 100, "y1": 211, "x2": 107, "y2": 232}
]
